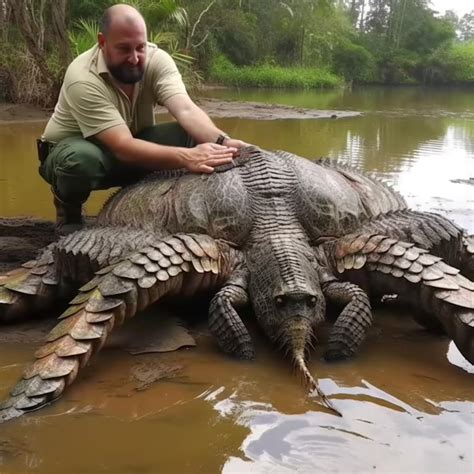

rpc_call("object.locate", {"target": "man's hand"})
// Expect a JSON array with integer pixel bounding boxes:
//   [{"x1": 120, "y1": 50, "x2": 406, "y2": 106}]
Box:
[{"x1": 181, "y1": 143, "x2": 237, "y2": 173}]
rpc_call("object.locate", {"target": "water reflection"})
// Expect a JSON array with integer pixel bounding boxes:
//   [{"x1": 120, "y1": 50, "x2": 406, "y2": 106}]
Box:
[{"x1": 218, "y1": 394, "x2": 472, "y2": 473}]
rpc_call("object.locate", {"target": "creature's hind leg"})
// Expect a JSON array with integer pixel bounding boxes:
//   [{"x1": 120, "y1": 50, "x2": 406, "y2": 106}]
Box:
[
  {"x1": 362, "y1": 210, "x2": 473, "y2": 279},
  {"x1": 326, "y1": 233, "x2": 474, "y2": 364},
  {"x1": 0, "y1": 234, "x2": 235, "y2": 423},
  {"x1": 0, "y1": 244, "x2": 62, "y2": 323}
]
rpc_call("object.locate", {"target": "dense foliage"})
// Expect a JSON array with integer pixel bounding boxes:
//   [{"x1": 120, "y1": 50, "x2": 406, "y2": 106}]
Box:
[{"x1": 0, "y1": 0, "x2": 472, "y2": 107}]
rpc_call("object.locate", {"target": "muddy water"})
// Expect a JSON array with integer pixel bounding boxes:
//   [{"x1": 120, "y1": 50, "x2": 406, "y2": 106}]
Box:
[{"x1": 0, "y1": 87, "x2": 473, "y2": 473}]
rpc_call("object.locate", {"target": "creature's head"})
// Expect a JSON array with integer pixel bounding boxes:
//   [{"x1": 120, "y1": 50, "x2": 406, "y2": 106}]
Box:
[
  {"x1": 246, "y1": 238, "x2": 340, "y2": 415},
  {"x1": 246, "y1": 239, "x2": 326, "y2": 358}
]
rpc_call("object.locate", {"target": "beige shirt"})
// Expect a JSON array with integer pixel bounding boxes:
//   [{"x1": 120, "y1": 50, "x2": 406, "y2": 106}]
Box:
[{"x1": 42, "y1": 43, "x2": 187, "y2": 142}]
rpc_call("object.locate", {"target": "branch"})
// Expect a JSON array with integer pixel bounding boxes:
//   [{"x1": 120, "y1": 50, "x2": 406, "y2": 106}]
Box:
[
  {"x1": 192, "y1": 32, "x2": 210, "y2": 49},
  {"x1": 190, "y1": 0, "x2": 217, "y2": 41}
]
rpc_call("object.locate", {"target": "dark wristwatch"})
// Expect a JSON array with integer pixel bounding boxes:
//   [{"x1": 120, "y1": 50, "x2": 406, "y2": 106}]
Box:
[{"x1": 216, "y1": 133, "x2": 230, "y2": 145}]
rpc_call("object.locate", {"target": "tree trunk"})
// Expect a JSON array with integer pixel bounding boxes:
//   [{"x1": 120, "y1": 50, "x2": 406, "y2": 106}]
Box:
[
  {"x1": 8, "y1": 1, "x2": 51, "y2": 84},
  {"x1": 359, "y1": 0, "x2": 366, "y2": 32},
  {"x1": 0, "y1": 0, "x2": 12, "y2": 41},
  {"x1": 6, "y1": 0, "x2": 67, "y2": 106},
  {"x1": 51, "y1": 0, "x2": 71, "y2": 72}
]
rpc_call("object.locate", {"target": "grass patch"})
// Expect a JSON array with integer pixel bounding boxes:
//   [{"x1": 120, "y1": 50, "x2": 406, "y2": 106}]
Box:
[{"x1": 210, "y1": 56, "x2": 343, "y2": 89}]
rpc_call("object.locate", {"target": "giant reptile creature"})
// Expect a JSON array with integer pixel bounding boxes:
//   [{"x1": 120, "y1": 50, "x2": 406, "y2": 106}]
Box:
[{"x1": 0, "y1": 146, "x2": 472, "y2": 421}]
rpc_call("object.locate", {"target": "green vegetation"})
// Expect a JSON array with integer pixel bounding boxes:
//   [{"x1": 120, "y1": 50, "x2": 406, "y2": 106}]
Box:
[
  {"x1": 0, "y1": 0, "x2": 473, "y2": 108},
  {"x1": 424, "y1": 41, "x2": 474, "y2": 84},
  {"x1": 211, "y1": 56, "x2": 342, "y2": 89}
]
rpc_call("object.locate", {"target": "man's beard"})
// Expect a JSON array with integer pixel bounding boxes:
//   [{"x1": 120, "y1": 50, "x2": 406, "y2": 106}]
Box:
[{"x1": 108, "y1": 64, "x2": 144, "y2": 84}]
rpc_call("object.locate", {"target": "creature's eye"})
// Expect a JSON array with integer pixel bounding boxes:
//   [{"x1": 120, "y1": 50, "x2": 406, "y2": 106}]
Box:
[
  {"x1": 309, "y1": 296, "x2": 317, "y2": 306},
  {"x1": 275, "y1": 296, "x2": 285, "y2": 306}
]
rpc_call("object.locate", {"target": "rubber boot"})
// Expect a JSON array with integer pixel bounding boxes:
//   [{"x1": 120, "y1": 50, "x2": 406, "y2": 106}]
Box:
[{"x1": 53, "y1": 192, "x2": 84, "y2": 236}]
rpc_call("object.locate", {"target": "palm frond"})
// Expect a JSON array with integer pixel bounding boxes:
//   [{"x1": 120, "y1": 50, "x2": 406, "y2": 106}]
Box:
[{"x1": 69, "y1": 19, "x2": 99, "y2": 56}]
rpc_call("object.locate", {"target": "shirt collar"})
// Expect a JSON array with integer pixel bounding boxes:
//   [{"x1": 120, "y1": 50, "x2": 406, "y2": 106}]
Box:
[{"x1": 96, "y1": 48, "x2": 110, "y2": 77}]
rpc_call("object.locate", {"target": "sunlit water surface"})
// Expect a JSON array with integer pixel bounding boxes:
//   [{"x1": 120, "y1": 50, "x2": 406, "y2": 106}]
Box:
[{"x1": 0, "y1": 86, "x2": 472, "y2": 473}]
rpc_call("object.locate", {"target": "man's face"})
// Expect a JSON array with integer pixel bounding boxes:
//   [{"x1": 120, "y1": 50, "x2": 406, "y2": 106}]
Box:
[{"x1": 98, "y1": 20, "x2": 147, "y2": 85}]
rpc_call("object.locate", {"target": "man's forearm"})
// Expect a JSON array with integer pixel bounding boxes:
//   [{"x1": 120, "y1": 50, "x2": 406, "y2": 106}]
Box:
[
  {"x1": 95, "y1": 123, "x2": 236, "y2": 174},
  {"x1": 171, "y1": 102, "x2": 226, "y2": 143},
  {"x1": 165, "y1": 95, "x2": 224, "y2": 143}
]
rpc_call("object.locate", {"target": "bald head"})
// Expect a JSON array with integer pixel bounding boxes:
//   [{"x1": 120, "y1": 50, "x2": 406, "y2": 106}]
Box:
[
  {"x1": 100, "y1": 4, "x2": 146, "y2": 38},
  {"x1": 98, "y1": 4, "x2": 148, "y2": 85}
]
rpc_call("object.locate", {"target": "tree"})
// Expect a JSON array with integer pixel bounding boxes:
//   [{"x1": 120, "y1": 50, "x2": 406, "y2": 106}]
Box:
[
  {"x1": 6, "y1": 0, "x2": 70, "y2": 106},
  {"x1": 459, "y1": 11, "x2": 474, "y2": 41}
]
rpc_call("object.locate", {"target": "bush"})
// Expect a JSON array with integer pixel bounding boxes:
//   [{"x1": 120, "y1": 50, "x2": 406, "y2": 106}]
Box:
[
  {"x1": 423, "y1": 41, "x2": 474, "y2": 84},
  {"x1": 210, "y1": 56, "x2": 343, "y2": 89},
  {"x1": 332, "y1": 40, "x2": 376, "y2": 83},
  {"x1": 378, "y1": 50, "x2": 419, "y2": 84},
  {"x1": 212, "y1": 11, "x2": 258, "y2": 66},
  {"x1": 0, "y1": 40, "x2": 56, "y2": 107}
]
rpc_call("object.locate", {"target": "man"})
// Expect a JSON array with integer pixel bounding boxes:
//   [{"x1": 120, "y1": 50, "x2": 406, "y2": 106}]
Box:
[{"x1": 39, "y1": 3, "x2": 247, "y2": 234}]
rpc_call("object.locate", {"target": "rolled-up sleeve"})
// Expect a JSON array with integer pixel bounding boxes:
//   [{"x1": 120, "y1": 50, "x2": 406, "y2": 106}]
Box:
[
  {"x1": 149, "y1": 49, "x2": 188, "y2": 105},
  {"x1": 65, "y1": 81, "x2": 125, "y2": 138}
]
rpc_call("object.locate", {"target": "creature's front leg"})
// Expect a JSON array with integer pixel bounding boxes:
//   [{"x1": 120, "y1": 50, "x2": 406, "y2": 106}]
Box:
[
  {"x1": 323, "y1": 233, "x2": 474, "y2": 364},
  {"x1": 209, "y1": 263, "x2": 254, "y2": 360},
  {"x1": 321, "y1": 280, "x2": 372, "y2": 361}
]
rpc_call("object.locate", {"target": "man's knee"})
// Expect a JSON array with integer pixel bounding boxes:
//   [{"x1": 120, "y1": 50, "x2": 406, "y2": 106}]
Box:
[
  {"x1": 50, "y1": 138, "x2": 105, "y2": 180},
  {"x1": 39, "y1": 137, "x2": 109, "y2": 203}
]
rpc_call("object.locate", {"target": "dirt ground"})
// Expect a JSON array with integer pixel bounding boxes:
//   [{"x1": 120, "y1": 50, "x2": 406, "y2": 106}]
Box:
[{"x1": 0, "y1": 103, "x2": 52, "y2": 122}]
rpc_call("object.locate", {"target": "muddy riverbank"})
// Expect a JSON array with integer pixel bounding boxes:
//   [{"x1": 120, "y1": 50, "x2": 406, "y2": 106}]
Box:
[
  {"x1": 0, "y1": 98, "x2": 360, "y2": 125},
  {"x1": 0, "y1": 218, "x2": 55, "y2": 273}
]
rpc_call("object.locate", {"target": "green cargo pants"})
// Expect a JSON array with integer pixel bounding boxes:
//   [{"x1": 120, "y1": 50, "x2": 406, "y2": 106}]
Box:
[{"x1": 39, "y1": 122, "x2": 195, "y2": 204}]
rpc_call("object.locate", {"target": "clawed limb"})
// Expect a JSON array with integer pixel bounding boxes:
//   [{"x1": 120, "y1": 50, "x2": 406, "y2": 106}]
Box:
[
  {"x1": 209, "y1": 277, "x2": 254, "y2": 359},
  {"x1": 325, "y1": 233, "x2": 474, "y2": 364},
  {"x1": 321, "y1": 280, "x2": 372, "y2": 361},
  {"x1": 0, "y1": 244, "x2": 63, "y2": 323},
  {"x1": 0, "y1": 233, "x2": 237, "y2": 423}
]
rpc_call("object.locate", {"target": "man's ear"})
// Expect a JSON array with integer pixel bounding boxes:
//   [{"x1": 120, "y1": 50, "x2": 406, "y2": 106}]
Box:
[{"x1": 98, "y1": 32, "x2": 105, "y2": 49}]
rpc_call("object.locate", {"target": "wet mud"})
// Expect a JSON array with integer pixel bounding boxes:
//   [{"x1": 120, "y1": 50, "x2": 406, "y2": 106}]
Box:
[
  {"x1": 0, "y1": 218, "x2": 56, "y2": 273},
  {"x1": 190, "y1": 98, "x2": 361, "y2": 120},
  {"x1": 0, "y1": 99, "x2": 360, "y2": 125}
]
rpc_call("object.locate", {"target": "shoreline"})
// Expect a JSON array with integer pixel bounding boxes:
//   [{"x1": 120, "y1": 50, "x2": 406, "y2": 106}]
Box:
[{"x1": 0, "y1": 98, "x2": 361, "y2": 124}]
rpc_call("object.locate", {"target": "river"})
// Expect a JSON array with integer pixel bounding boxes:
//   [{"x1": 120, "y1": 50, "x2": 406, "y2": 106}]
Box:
[{"x1": 0, "y1": 86, "x2": 472, "y2": 473}]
